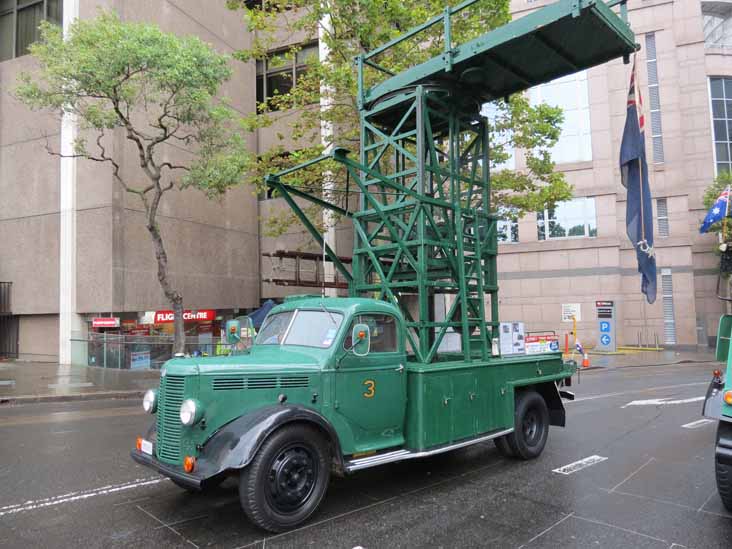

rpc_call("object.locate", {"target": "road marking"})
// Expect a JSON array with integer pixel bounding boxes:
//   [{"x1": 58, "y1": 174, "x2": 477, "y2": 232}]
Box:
[
  {"x1": 0, "y1": 476, "x2": 165, "y2": 517},
  {"x1": 570, "y1": 382, "x2": 709, "y2": 404},
  {"x1": 518, "y1": 513, "x2": 574, "y2": 547},
  {"x1": 682, "y1": 419, "x2": 715, "y2": 429},
  {"x1": 621, "y1": 396, "x2": 704, "y2": 408},
  {"x1": 609, "y1": 457, "x2": 655, "y2": 492},
  {"x1": 552, "y1": 455, "x2": 608, "y2": 475},
  {"x1": 572, "y1": 514, "x2": 668, "y2": 544}
]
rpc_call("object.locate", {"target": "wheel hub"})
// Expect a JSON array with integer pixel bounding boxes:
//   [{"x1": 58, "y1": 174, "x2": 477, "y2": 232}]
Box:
[
  {"x1": 523, "y1": 410, "x2": 539, "y2": 444},
  {"x1": 267, "y1": 446, "x2": 317, "y2": 513}
]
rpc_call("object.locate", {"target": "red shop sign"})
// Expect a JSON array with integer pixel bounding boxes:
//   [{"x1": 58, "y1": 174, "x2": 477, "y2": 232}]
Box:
[
  {"x1": 92, "y1": 317, "x2": 120, "y2": 328},
  {"x1": 154, "y1": 309, "x2": 216, "y2": 324}
]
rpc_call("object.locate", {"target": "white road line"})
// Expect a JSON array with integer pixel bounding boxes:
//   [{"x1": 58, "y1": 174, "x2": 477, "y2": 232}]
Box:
[
  {"x1": 621, "y1": 396, "x2": 705, "y2": 408},
  {"x1": 517, "y1": 513, "x2": 574, "y2": 548},
  {"x1": 570, "y1": 382, "x2": 709, "y2": 404},
  {"x1": 682, "y1": 419, "x2": 715, "y2": 430},
  {"x1": 572, "y1": 514, "x2": 668, "y2": 544},
  {"x1": 609, "y1": 457, "x2": 655, "y2": 493},
  {"x1": 0, "y1": 476, "x2": 165, "y2": 517},
  {"x1": 552, "y1": 455, "x2": 608, "y2": 475}
]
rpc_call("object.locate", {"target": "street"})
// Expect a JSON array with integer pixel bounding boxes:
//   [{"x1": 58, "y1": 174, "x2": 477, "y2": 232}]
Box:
[{"x1": 0, "y1": 361, "x2": 730, "y2": 548}]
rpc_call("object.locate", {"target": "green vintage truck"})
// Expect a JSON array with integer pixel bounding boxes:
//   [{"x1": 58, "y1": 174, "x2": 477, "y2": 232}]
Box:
[
  {"x1": 131, "y1": 0, "x2": 638, "y2": 532},
  {"x1": 702, "y1": 314, "x2": 732, "y2": 512}
]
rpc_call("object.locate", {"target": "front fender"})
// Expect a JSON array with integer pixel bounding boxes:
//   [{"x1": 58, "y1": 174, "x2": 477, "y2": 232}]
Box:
[
  {"x1": 194, "y1": 405, "x2": 343, "y2": 480},
  {"x1": 702, "y1": 376, "x2": 728, "y2": 420}
]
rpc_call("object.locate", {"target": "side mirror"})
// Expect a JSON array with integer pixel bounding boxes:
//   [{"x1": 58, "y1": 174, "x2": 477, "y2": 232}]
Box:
[
  {"x1": 352, "y1": 323, "x2": 370, "y2": 357},
  {"x1": 226, "y1": 319, "x2": 241, "y2": 345}
]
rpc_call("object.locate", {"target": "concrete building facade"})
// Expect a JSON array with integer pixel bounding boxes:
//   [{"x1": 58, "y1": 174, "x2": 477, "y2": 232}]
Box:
[{"x1": 0, "y1": 0, "x2": 730, "y2": 360}]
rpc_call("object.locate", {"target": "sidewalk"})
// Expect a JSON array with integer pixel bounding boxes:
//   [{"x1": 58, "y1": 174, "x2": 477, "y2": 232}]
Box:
[
  {"x1": 0, "y1": 361, "x2": 160, "y2": 405},
  {"x1": 0, "y1": 348, "x2": 722, "y2": 405}
]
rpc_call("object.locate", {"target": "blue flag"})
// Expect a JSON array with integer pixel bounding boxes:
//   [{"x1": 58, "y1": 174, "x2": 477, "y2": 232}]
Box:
[
  {"x1": 700, "y1": 187, "x2": 730, "y2": 233},
  {"x1": 620, "y1": 60, "x2": 657, "y2": 305}
]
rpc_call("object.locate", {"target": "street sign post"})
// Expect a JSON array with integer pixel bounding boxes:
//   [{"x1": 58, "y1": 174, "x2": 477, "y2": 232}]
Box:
[{"x1": 596, "y1": 300, "x2": 616, "y2": 352}]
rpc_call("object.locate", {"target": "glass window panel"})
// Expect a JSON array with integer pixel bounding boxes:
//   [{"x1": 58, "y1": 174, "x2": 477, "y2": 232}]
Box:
[
  {"x1": 269, "y1": 50, "x2": 292, "y2": 69},
  {"x1": 344, "y1": 314, "x2": 397, "y2": 353},
  {"x1": 47, "y1": 0, "x2": 61, "y2": 25},
  {"x1": 0, "y1": 0, "x2": 13, "y2": 13},
  {"x1": 256, "y1": 75, "x2": 264, "y2": 104},
  {"x1": 296, "y1": 43, "x2": 318, "y2": 65},
  {"x1": 711, "y1": 78, "x2": 724, "y2": 98},
  {"x1": 726, "y1": 78, "x2": 732, "y2": 99},
  {"x1": 646, "y1": 60, "x2": 658, "y2": 84},
  {"x1": 16, "y1": 3, "x2": 43, "y2": 57},
  {"x1": 717, "y1": 143, "x2": 731, "y2": 162},
  {"x1": 256, "y1": 59, "x2": 264, "y2": 75},
  {"x1": 714, "y1": 119, "x2": 728, "y2": 141},
  {"x1": 284, "y1": 310, "x2": 343, "y2": 348},
  {"x1": 0, "y1": 13, "x2": 12, "y2": 62},
  {"x1": 650, "y1": 111, "x2": 663, "y2": 136},
  {"x1": 727, "y1": 100, "x2": 732, "y2": 117},
  {"x1": 728, "y1": 120, "x2": 732, "y2": 141},
  {"x1": 719, "y1": 163, "x2": 731, "y2": 174},
  {"x1": 713, "y1": 99, "x2": 726, "y2": 118},
  {"x1": 266, "y1": 71, "x2": 292, "y2": 97}
]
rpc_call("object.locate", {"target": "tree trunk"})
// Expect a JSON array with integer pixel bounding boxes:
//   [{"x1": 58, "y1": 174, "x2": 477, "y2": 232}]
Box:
[{"x1": 147, "y1": 221, "x2": 186, "y2": 355}]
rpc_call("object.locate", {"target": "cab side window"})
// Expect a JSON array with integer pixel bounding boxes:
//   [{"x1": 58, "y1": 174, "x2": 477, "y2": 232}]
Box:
[{"x1": 343, "y1": 314, "x2": 398, "y2": 353}]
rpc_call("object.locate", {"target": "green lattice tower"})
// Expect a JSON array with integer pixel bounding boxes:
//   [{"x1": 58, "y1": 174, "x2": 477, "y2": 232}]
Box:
[{"x1": 351, "y1": 85, "x2": 498, "y2": 364}]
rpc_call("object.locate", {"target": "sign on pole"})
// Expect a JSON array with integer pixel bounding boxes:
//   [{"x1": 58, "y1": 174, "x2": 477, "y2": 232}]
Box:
[{"x1": 561, "y1": 303, "x2": 581, "y2": 322}]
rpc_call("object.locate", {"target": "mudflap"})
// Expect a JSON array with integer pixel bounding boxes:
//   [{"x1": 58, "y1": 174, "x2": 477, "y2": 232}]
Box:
[{"x1": 703, "y1": 376, "x2": 727, "y2": 420}]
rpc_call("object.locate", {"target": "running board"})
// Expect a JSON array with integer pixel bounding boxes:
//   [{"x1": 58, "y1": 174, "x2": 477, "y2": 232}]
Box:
[{"x1": 344, "y1": 428, "x2": 514, "y2": 473}]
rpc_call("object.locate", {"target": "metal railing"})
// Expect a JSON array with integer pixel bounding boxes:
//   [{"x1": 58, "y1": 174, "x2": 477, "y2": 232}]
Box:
[{"x1": 70, "y1": 333, "x2": 251, "y2": 370}]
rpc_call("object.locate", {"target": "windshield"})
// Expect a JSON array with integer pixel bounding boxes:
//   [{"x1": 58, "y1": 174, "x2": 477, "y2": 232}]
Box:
[{"x1": 255, "y1": 309, "x2": 343, "y2": 348}]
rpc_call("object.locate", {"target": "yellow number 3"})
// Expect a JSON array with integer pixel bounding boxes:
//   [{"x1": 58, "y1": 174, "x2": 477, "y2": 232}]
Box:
[{"x1": 363, "y1": 379, "x2": 376, "y2": 398}]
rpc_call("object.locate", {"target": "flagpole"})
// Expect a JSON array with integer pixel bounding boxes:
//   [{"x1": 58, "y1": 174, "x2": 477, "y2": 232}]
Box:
[{"x1": 724, "y1": 185, "x2": 730, "y2": 241}]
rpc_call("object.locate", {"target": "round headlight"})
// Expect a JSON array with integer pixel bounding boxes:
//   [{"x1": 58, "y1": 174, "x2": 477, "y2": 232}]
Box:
[
  {"x1": 142, "y1": 389, "x2": 157, "y2": 414},
  {"x1": 180, "y1": 399, "x2": 201, "y2": 426}
]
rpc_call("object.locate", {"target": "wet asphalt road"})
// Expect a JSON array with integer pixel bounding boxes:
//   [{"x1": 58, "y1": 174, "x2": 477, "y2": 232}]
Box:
[{"x1": 0, "y1": 361, "x2": 730, "y2": 548}]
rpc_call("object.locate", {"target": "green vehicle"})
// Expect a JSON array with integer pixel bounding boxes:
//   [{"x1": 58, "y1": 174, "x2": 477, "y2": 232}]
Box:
[
  {"x1": 703, "y1": 313, "x2": 732, "y2": 511},
  {"x1": 131, "y1": 0, "x2": 637, "y2": 532}
]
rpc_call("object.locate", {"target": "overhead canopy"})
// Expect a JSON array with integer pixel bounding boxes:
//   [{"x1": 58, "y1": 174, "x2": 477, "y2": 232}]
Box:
[{"x1": 364, "y1": 0, "x2": 637, "y2": 106}]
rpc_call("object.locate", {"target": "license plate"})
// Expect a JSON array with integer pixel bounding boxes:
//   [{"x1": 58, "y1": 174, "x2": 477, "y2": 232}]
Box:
[{"x1": 141, "y1": 439, "x2": 153, "y2": 455}]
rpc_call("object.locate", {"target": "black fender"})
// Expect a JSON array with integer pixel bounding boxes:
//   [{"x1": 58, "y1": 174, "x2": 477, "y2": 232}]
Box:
[
  {"x1": 194, "y1": 405, "x2": 343, "y2": 480},
  {"x1": 717, "y1": 420, "x2": 732, "y2": 466},
  {"x1": 517, "y1": 382, "x2": 566, "y2": 427},
  {"x1": 702, "y1": 375, "x2": 727, "y2": 420}
]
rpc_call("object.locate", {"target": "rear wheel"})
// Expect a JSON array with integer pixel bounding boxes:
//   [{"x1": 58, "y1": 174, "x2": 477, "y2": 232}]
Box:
[
  {"x1": 716, "y1": 422, "x2": 732, "y2": 511},
  {"x1": 239, "y1": 424, "x2": 330, "y2": 533},
  {"x1": 504, "y1": 391, "x2": 549, "y2": 460}
]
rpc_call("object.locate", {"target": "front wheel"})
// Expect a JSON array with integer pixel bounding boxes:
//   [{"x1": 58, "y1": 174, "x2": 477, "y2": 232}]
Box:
[
  {"x1": 504, "y1": 390, "x2": 550, "y2": 460},
  {"x1": 716, "y1": 423, "x2": 732, "y2": 511},
  {"x1": 239, "y1": 424, "x2": 331, "y2": 533}
]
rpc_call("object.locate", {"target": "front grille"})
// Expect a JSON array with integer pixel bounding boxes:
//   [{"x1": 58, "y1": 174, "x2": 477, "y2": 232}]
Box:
[
  {"x1": 211, "y1": 375, "x2": 310, "y2": 391},
  {"x1": 156, "y1": 375, "x2": 186, "y2": 464}
]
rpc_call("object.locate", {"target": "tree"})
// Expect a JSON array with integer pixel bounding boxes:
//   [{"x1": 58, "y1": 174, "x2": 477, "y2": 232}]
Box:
[
  {"x1": 16, "y1": 13, "x2": 248, "y2": 353},
  {"x1": 228, "y1": 0, "x2": 572, "y2": 235}
]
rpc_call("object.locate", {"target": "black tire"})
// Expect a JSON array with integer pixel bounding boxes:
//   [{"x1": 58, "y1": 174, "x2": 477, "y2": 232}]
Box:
[
  {"x1": 494, "y1": 435, "x2": 516, "y2": 458},
  {"x1": 239, "y1": 424, "x2": 330, "y2": 533},
  {"x1": 716, "y1": 423, "x2": 732, "y2": 511},
  {"x1": 171, "y1": 475, "x2": 225, "y2": 493},
  {"x1": 503, "y1": 390, "x2": 550, "y2": 460}
]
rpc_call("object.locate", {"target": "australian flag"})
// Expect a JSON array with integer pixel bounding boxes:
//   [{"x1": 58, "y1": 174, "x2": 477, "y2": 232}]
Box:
[
  {"x1": 700, "y1": 187, "x2": 730, "y2": 233},
  {"x1": 620, "y1": 59, "x2": 657, "y2": 304}
]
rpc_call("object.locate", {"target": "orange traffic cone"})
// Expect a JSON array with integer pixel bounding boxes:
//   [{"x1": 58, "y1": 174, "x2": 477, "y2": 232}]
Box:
[{"x1": 582, "y1": 352, "x2": 590, "y2": 368}]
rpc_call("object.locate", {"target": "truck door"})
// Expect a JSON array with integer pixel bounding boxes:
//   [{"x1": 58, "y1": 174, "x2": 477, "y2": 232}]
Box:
[{"x1": 335, "y1": 313, "x2": 407, "y2": 453}]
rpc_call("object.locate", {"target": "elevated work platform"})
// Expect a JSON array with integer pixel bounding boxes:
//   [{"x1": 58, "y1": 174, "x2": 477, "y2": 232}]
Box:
[{"x1": 361, "y1": 0, "x2": 637, "y2": 107}]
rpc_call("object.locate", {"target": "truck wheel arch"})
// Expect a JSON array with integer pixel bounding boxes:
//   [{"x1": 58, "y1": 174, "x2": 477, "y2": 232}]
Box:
[{"x1": 196, "y1": 405, "x2": 345, "y2": 480}]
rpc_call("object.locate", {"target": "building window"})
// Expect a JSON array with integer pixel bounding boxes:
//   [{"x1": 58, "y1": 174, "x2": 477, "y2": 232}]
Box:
[
  {"x1": 0, "y1": 0, "x2": 61, "y2": 62},
  {"x1": 656, "y1": 198, "x2": 670, "y2": 237},
  {"x1": 703, "y1": 1, "x2": 732, "y2": 48},
  {"x1": 537, "y1": 197, "x2": 597, "y2": 240},
  {"x1": 256, "y1": 42, "x2": 318, "y2": 110},
  {"x1": 497, "y1": 218, "x2": 519, "y2": 243},
  {"x1": 529, "y1": 70, "x2": 592, "y2": 164},
  {"x1": 645, "y1": 33, "x2": 665, "y2": 163},
  {"x1": 661, "y1": 269, "x2": 676, "y2": 344},
  {"x1": 711, "y1": 77, "x2": 732, "y2": 174}
]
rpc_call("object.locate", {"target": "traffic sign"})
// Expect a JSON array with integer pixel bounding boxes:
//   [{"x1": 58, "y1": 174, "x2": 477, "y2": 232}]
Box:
[
  {"x1": 600, "y1": 321, "x2": 611, "y2": 332},
  {"x1": 600, "y1": 334, "x2": 611, "y2": 346}
]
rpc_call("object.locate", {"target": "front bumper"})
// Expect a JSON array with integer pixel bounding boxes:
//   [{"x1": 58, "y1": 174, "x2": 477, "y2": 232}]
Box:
[{"x1": 130, "y1": 449, "x2": 203, "y2": 490}]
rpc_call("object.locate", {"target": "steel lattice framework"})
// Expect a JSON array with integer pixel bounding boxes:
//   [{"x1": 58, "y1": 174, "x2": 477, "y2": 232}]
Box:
[{"x1": 265, "y1": 0, "x2": 637, "y2": 364}]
